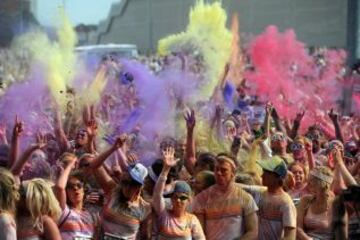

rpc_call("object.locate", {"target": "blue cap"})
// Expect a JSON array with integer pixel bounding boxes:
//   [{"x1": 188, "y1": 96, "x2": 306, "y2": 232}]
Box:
[{"x1": 165, "y1": 181, "x2": 192, "y2": 197}]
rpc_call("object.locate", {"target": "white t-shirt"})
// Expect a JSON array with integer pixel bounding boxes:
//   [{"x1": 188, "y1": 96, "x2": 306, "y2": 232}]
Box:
[{"x1": 0, "y1": 213, "x2": 16, "y2": 240}]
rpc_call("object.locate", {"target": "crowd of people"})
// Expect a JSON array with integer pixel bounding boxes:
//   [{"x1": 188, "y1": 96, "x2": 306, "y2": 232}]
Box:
[
  {"x1": 0, "y1": 3, "x2": 360, "y2": 236},
  {"x1": 0, "y1": 45, "x2": 359, "y2": 240}
]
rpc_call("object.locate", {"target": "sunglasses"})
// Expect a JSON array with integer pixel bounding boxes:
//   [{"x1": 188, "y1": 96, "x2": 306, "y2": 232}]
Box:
[
  {"x1": 66, "y1": 182, "x2": 84, "y2": 190},
  {"x1": 290, "y1": 143, "x2": 304, "y2": 152},
  {"x1": 271, "y1": 134, "x2": 286, "y2": 142},
  {"x1": 172, "y1": 195, "x2": 189, "y2": 201},
  {"x1": 305, "y1": 132, "x2": 320, "y2": 141}
]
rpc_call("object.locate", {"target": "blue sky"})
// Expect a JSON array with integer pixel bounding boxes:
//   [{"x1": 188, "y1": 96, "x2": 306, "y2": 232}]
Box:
[{"x1": 36, "y1": 0, "x2": 120, "y2": 26}]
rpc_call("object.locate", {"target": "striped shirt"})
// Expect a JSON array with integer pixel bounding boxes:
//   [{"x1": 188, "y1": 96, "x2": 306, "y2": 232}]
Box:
[
  {"x1": 59, "y1": 205, "x2": 97, "y2": 240},
  {"x1": 101, "y1": 196, "x2": 151, "y2": 240},
  {"x1": 157, "y1": 211, "x2": 205, "y2": 240},
  {"x1": 192, "y1": 183, "x2": 258, "y2": 240},
  {"x1": 246, "y1": 187, "x2": 296, "y2": 240}
]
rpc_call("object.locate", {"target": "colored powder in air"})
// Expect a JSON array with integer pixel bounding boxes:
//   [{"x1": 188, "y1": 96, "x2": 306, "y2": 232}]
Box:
[
  {"x1": 13, "y1": 12, "x2": 77, "y2": 108},
  {"x1": 158, "y1": 0, "x2": 232, "y2": 101},
  {"x1": 245, "y1": 25, "x2": 345, "y2": 130},
  {"x1": 229, "y1": 13, "x2": 243, "y2": 87}
]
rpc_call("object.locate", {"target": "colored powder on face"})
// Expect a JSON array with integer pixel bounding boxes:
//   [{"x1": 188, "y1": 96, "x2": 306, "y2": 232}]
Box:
[{"x1": 158, "y1": 0, "x2": 232, "y2": 101}]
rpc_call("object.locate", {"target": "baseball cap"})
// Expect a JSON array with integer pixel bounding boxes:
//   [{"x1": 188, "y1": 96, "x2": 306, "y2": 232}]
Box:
[
  {"x1": 257, "y1": 156, "x2": 287, "y2": 179},
  {"x1": 128, "y1": 163, "x2": 148, "y2": 185},
  {"x1": 165, "y1": 181, "x2": 192, "y2": 198}
]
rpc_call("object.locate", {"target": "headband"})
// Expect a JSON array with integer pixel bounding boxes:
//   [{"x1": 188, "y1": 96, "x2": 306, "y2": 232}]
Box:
[{"x1": 310, "y1": 170, "x2": 333, "y2": 184}]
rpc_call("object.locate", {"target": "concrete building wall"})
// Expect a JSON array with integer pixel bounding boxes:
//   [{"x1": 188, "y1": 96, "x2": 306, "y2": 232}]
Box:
[{"x1": 93, "y1": 0, "x2": 348, "y2": 54}]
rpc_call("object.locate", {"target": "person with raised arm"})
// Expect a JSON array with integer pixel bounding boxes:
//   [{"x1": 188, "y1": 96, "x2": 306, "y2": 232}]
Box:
[{"x1": 153, "y1": 147, "x2": 205, "y2": 239}]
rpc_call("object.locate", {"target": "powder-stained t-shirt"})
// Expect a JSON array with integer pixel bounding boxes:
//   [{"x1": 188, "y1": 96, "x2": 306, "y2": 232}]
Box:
[
  {"x1": 101, "y1": 196, "x2": 151, "y2": 240},
  {"x1": 192, "y1": 183, "x2": 258, "y2": 240},
  {"x1": 244, "y1": 186, "x2": 297, "y2": 240},
  {"x1": 157, "y1": 211, "x2": 205, "y2": 240},
  {"x1": 59, "y1": 205, "x2": 97, "y2": 240}
]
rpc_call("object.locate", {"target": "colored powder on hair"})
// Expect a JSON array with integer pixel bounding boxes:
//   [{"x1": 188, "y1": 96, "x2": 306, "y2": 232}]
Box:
[{"x1": 158, "y1": 0, "x2": 232, "y2": 101}]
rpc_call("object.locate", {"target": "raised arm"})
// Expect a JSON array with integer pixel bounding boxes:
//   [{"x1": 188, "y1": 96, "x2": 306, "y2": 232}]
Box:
[
  {"x1": 289, "y1": 111, "x2": 305, "y2": 140},
  {"x1": 328, "y1": 109, "x2": 344, "y2": 143},
  {"x1": 263, "y1": 103, "x2": 273, "y2": 139},
  {"x1": 304, "y1": 140, "x2": 315, "y2": 170},
  {"x1": 54, "y1": 110, "x2": 70, "y2": 152},
  {"x1": 153, "y1": 147, "x2": 178, "y2": 215},
  {"x1": 54, "y1": 153, "x2": 77, "y2": 210},
  {"x1": 184, "y1": 109, "x2": 196, "y2": 175},
  {"x1": 10, "y1": 133, "x2": 47, "y2": 177},
  {"x1": 332, "y1": 147, "x2": 357, "y2": 187},
  {"x1": 271, "y1": 107, "x2": 287, "y2": 135},
  {"x1": 8, "y1": 116, "x2": 23, "y2": 169},
  {"x1": 0, "y1": 124, "x2": 8, "y2": 145},
  {"x1": 88, "y1": 135, "x2": 127, "y2": 170}
]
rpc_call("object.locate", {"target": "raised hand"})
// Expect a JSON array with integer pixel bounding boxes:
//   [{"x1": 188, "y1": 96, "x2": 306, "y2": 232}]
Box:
[
  {"x1": 265, "y1": 102, "x2": 273, "y2": 115},
  {"x1": 294, "y1": 110, "x2": 305, "y2": 123},
  {"x1": 328, "y1": 109, "x2": 339, "y2": 122},
  {"x1": 126, "y1": 152, "x2": 138, "y2": 165},
  {"x1": 86, "y1": 119, "x2": 98, "y2": 137},
  {"x1": 113, "y1": 134, "x2": 127, "y2": 149},
  {"x1": 184, "y1": 108, "x2": 196, "y2": 130},
  {"x1": 162, "y1": 147, "x2": 178, "y2": 168},
  {"x1": 304, "y1": 139, "x2": 312, "y2": 152},
  {"x1": 61, "y1": 153, "x2": 78, "y2": 169},
  {"x1": 13, "y1": 115, "x2": 24, "y2": 137},
  {"x1": 34, "y1": 132, "x2": 47, "y2": 149}
]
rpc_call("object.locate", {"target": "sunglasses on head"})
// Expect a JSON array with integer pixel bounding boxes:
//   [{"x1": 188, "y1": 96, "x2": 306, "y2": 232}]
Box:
[
  {"x1": 66, "y1": 182, "x2": 84, "y2": 190},
  {"x1": 271, "y1": 134, "x2": 286, "y2": 141},
  {"x1": 290, "y1": 143, "x2": 304, "y2": 152},
  {"x1": 172, "y1": 194, "x2": 189, "y2": 201}
]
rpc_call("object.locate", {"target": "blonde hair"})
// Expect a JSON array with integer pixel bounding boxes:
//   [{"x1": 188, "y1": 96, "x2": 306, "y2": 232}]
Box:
[
  {"x1": 289, "y1": 162, "x2": 309, "y2": 182},
  {"x1": 310, "y1": 166, "x2": 333, "y2": 192},
  {"x1": 22, "y1": 178, "x2": 61, "y2": 232},
  {"x1": 0, "y1": 168, "x2": 19, "y2": 214}
]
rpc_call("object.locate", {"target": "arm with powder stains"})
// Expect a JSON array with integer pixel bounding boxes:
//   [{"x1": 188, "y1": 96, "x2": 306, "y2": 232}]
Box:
[
  {"x1": 8, "y1": 116, "x2": 23, "y2": 169},
  {"x1": 271, "y1": 107, "x2": 287, "y2": 135},
  {"x1": 184, "y1": 109, "x2": 196, "y2": 175},
  {"x1": 10, "y1": 133, "x2": 47, "y2": 178},
  {"x1": 328, "y1": 109, "x2": 344, "y2": 143},
  {"x1": 289, "y1": 111, "x2": 305, "y2": 140}
]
